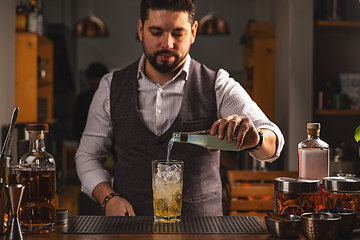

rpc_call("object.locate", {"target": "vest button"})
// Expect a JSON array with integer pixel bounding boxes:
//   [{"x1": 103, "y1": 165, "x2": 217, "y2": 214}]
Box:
[{"x1": 157, "y1": 139, "x2": 164, "y2": 145}]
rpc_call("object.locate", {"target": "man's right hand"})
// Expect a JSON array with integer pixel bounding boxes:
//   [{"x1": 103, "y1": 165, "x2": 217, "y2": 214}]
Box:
[
  {"x1": 105, "y1": 195, "x2": 135, "y2": 216},
  {"x1": 92, "y1": 181, "x2": 135, "y2": 216}
]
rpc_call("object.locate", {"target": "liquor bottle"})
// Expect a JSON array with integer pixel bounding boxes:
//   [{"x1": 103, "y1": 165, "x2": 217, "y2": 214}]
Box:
[
  {"x1": 298, "y1": 123, "x2": 329, "y2": 208},
  {"x1": 18, "y1": 123, "x2": 56, "y2": 234},
  {"x1": 15, "y1": 0, "x2": 28, "y2": 32},
  {"x1": 37, "y1": 0, "x2": 46, "y2": 35},
  {"x1": 27, "y1": 0, "x2": 38, "y2": 33},
  {"x1": 172, "y1": 130, "x2": 244, "y2": 151}
]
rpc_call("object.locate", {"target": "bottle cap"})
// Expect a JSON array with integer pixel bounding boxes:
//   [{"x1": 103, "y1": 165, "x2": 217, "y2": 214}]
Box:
[
  {"x1": 25, "y1": 123, "x2": 49, "y2": 132},
  {"x1": 307, "y1": 123, "x2": 320, "y2": 130}
]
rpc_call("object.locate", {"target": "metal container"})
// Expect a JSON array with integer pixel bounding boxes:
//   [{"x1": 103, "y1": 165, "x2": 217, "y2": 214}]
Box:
[
  {"x1": 323, "y1": 176, "x2": 360, "y2": 228},
  {"x1": 301, "y1": 212, "x2": 341, "y2": 240},
  {"x1": 274, "y1": 177, "x2": 320, "y2": 215},
  {"x1": 319, "y1": 208, "x2": 357, "y2": 236},
  {"x1": 264, "y1": 214, "x2": 302, "y2": 238}
]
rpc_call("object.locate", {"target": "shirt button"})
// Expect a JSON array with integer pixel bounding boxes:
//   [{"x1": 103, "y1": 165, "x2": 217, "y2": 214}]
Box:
[
  {"x1": 157, "y1": 109, "x2": 162, "y2": 114},
  {"x1": 158, "y1": 88, "x2": 163, "y2": 93}
]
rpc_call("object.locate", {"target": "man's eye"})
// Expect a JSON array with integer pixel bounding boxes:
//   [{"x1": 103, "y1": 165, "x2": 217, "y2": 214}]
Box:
[
  {"x1": 151, "y1": 32, "x2": 162, "y2": 36},
  {"x1": 173, "y1": 33, "x2": 183, "y2": 37}
]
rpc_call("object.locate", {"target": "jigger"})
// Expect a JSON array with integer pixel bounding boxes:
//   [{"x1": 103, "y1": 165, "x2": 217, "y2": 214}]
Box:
[{"x1": 5, "y1": 184, "x2": 25, "y2": 240}]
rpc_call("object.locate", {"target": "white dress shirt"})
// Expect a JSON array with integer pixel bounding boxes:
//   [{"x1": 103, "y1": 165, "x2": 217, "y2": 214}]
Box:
[{"x1": 75, "y1": 54, "x2": 285, "y2": 199}]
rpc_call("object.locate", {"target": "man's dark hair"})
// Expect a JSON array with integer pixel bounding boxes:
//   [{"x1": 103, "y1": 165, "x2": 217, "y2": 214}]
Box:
[{"x1": 140, "y1": 0, "x2": 197, "y2": 26}]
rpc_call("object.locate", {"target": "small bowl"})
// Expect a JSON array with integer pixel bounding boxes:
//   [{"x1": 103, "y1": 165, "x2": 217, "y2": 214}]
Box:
[
  {"x1": 301, "y1": 213, "x2": 341, "y2": 240},
  {"x1": 319, "y1": 208, "x2": 357, "y2": 236},
  {"x1": 264, "y1": 214, "x2": 302, "y2": 238}
]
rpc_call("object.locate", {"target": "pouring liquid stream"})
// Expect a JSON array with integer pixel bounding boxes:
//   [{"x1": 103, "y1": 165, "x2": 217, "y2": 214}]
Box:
[{"x1": 166, "y1": 139, "x2": 174, "y2": 166}]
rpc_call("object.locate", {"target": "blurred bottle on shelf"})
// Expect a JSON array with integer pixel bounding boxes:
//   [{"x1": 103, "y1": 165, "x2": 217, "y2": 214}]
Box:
[
  {"x1": 28, "y1": 0, "x2": 38, "y2": 33},
  {"x1": 327, "y1": 0, "x2": 344, "y2": 21},
  {"x1": 16, "y1": 0, "x2": 28, "y2": 32},
  {"x1": 37, "y1": 0, "x2": 46, "y2": 35}
]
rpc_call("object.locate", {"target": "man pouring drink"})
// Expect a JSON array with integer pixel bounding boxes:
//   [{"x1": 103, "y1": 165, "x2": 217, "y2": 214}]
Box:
[{"x1": 75, "y1": 0, "x2": 284, "y2": 218}]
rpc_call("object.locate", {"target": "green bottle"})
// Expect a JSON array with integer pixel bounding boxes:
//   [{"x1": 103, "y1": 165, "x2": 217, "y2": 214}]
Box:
[{"x1": 171, "y1": 130, "x2": 243, "y2": 151}]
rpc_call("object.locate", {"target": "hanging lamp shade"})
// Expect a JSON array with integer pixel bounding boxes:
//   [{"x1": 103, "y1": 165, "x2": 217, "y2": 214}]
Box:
[
  {"x1": 197, "y1": 14, "x2": 230, "y2": 35},
  {"x1": 73, "y1": 0, "x2": 109, "y2": 37},
  {"x1": 74, "y1": 16, "x2": 109, "y2": 37}
]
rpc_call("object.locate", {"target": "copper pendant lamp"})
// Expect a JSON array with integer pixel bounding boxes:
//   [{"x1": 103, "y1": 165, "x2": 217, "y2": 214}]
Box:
[
  {"x1": 197, "y1": 0, "x2": 230, "y2": 35},
  {"x1": 74, "y1": 0, "x2": 109, "y2": 37}
]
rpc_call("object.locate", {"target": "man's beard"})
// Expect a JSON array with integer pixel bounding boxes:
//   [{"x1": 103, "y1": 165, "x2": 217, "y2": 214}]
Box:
[{"x1": 143, "y1": 47, "x2": 187, "y2": 74}]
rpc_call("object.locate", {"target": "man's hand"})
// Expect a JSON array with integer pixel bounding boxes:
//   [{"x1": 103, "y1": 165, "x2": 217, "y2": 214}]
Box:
[
  {"x1": 210, "y1": 115, "x2": 259, "y2": 150},
  {"x1": 92, "y1": 181, "x2": 135, "y2": 216},
  {"x1": 209, "y1": 115, "x2": 277, "y2": 160},
  {"x1": 105, "y1": 196, "x2": 135, "y2": 216}
]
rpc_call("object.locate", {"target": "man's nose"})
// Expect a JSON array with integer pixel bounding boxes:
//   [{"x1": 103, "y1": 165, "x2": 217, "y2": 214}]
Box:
[{"x1": 161, "y1": 33, "x2": 174, "y2": 49}]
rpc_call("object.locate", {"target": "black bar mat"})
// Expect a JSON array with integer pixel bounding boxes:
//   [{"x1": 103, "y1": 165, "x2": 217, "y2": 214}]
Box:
[{"x1": 62, "y1": 216, "x2": 268, "y2": 234}]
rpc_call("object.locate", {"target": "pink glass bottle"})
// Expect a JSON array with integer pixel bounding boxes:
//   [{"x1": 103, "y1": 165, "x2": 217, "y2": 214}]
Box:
[{"x1": 298, "y1": 123, "x2": 329, "y2": 209}]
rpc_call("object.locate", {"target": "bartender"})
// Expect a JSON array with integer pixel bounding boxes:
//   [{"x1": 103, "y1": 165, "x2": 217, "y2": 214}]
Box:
[{"x1": 75, "y1": 0, "x2": 284, "y2": 217}]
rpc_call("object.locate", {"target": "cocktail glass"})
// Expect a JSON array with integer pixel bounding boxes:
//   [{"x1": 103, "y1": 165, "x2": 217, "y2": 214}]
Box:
[{"x1": 152, "y1": 160, "x2": 183, "y2": 223}]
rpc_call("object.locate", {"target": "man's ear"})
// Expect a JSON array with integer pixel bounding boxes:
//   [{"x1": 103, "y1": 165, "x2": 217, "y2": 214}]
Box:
[
  {"x1": 138, "y1": 19, "x2": 143, "y2": 41},
  {"x1": 190, "y1": 20, "x2": 198, "y2": 44}
]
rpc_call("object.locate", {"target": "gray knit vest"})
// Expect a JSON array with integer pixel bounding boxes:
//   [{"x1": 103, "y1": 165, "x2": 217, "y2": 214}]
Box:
[{"x1": 110, "y1": 58, "x2": 222, "y2": 216}]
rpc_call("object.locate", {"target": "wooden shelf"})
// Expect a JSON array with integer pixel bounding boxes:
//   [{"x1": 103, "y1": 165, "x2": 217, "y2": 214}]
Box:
[
  {"x1": 315, "y1": 109, "x2": 360, "y2": 115},
  {"x1": 316, "y1": 20, "x2": 360, "y2": 27}
]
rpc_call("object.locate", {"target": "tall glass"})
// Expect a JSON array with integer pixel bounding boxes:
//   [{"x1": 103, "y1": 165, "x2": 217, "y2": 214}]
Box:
[{"x1": 152, "y1": 160, "x2": 183, "y2": 223}]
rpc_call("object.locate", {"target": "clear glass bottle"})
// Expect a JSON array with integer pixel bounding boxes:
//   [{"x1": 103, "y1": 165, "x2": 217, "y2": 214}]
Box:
[
  {"x1": 298, "y1": 123, "x2": 329, "y2": 209},
  {"x1": 27, "y1": 0, "x2": 38, "y2": 33},
  {"x1": 18, "y1": 123, "x2": 56, "y2": 234},
  {"x1": 171, "y1": 130, "x2": 243, "y2": 152}
]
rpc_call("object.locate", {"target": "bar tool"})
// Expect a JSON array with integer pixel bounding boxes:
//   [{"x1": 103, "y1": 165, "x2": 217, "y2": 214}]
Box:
[
  {"x1": 1, "y1": 108, "x2": 19, "y2": 159},
  {"x1": 0, "y1": 108, "x2": 19, "y2": 234},
  {"x1": 5, "y1": 184, "x2": 25, "y2": 240}
]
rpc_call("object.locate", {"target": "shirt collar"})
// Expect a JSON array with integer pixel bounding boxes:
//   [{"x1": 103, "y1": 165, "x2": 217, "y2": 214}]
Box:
[{"x1": 137, "y1": 53, "x2": 191, "y2": 81}]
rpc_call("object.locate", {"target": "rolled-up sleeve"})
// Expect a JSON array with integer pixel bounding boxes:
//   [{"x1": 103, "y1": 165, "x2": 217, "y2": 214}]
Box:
[
  {"x1": 215, "y1": 69, "x2": 284, "y2": 162},
  {"x1": 75, "y1": 73, "x2": 114, "y2": 201}
]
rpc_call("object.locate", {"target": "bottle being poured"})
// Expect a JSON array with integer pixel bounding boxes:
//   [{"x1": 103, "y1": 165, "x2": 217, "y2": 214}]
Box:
[
  {"x1": 171, "y1": 130, "x2": 244, "y2": 152},
  {"x1": 167, "y1": 129, "x2": 263, "y2": 165},
  {"x1": 166, "y1": 130, "x2": 242, "y2": 166}
]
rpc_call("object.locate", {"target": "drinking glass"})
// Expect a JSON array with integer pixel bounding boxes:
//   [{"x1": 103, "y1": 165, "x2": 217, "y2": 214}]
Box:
[{"x1": 152, "y1": 160, "x2": 183, "y2": 223}]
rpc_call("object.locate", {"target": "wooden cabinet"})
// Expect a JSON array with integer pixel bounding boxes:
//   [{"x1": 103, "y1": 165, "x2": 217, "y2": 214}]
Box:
[
  {"x1": 15, "y1": 32, "x2": 53, "y2": 124},
  {"x1": 242, "y1": 22, "x2": 275, "y2": 121}
]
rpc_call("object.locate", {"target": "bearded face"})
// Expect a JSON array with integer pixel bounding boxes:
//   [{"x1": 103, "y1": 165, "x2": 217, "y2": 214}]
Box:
[
  {"x1": 138, "y1": 9, "x2": 198, "y2": 76},
  {"x1": 142, "y1": 44, "x2": 189, "y2": 74}
]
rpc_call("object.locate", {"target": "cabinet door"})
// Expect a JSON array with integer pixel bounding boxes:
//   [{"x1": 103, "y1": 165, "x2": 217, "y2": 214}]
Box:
[
  {"x1": 16, "y1": 33, "x2": 53, "y2": 123},
  {"x1": 252, "y1": 37, "x2": 275, "y2": 121},
  {"x1": 242, "y1": 23, "x2": 275, "y2": 121},
  {"x1": 37, "y1": 35, "x2": 53, "y2": 124},
  {"x1": 16, "y1": 33, "x2": 38, "y2": 123}
]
